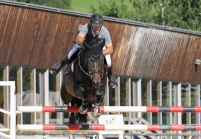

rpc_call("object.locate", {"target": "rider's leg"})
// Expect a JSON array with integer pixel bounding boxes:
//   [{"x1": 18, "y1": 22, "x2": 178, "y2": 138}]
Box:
[
  {"x1": 68, "y1": 44, "x2": 82, "y2": 59},
  {"x1": 49, "y1": 53, "x2": 69, "y2": 74},
  {"x1": 50, "y1": 44, "x2": 82, "y2": 74},
  {"x1": 105, "y1": 54, "x2": 118, "y2": 88}
]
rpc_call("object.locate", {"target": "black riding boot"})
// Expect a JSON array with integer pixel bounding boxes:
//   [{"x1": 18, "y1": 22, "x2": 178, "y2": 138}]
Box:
[
  {"x1": 50, "y1": 53, "x2": 69, "y2": 74},
  {"x1": 108, "y1": 66, "x2": 118, "y2": 88}
]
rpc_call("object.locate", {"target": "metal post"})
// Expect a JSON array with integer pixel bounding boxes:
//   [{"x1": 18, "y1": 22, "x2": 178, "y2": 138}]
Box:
[
  {"x1": 59, "y1": 71, "x2": 64, "y2": 124},
  {"x1": 137, "y1": 79, "x2": 141, "y2": 118},
  {"x1": 117, "y1": 77, "x2": 120, "y2": 108},
  {"x1": 177, "y1": 83, "x2": 182, "y2": 139},
  {"x1": 44, "y1": 70, "x2": 49, "y2": 124},
  {"x1": 33, "y1": 69, "x2": 36, "y2": 124}
]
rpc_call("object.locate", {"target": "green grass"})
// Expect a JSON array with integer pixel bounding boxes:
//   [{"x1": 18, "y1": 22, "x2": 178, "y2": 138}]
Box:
[{"x1": 70, "y1": 0, "x2": 134, "y2": 13}]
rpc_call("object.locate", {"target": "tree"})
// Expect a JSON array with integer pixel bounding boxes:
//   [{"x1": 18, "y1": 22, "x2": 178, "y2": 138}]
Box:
[
  {"x1": 12, "y1": 0, "x2": 71, "y2": 9},
  {"x1": 129, "y1": 0, "x2": 201, "y2": 31},
  {"x1": 164, "y1": 0, "x2": 201, "y2": 31},
  {"x1": 92, "y1": 0, "x2": 201, "y2": 31}
]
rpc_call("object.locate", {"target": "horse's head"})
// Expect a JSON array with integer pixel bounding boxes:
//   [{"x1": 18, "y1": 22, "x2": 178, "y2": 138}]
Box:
[
  {"x1": 87, "y1": 54, "x2": 105, "y2": 89},
  {"x1": 81, "y1": 39, "x2": 106, "y2": 89}
]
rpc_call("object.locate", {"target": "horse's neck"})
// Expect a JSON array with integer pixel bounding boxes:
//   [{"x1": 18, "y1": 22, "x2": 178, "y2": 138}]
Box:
[{"x1": 78, "y1": 51, "x2": 88, "y2": 71}]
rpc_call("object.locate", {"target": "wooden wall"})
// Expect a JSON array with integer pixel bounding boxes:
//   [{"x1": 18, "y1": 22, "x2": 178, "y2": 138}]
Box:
[{"x1": 1, "y1": 1, "x2": 201, "y2": 83}]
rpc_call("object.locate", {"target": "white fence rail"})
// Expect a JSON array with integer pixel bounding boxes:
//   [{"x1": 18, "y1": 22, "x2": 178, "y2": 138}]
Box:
[{"x1": 0, "y1": 81, "x2": 16, "y2": 139}]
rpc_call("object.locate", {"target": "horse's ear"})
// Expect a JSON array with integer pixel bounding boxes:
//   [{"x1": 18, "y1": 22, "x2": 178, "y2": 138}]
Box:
[{"x1": 83, "y1": 42, "x2": 91, "y2": 50}]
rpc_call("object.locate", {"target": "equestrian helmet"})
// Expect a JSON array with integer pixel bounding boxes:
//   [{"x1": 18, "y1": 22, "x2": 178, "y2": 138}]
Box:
[{"x1": 90, "y1": 14, "x2": 103, "y2": 26}]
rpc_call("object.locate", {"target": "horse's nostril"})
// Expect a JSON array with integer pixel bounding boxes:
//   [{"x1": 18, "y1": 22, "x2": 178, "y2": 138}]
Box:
[
  {"x1": 93, "y1": 81, "x2": 101, "y2": 88},
  {"x1": 93, "y1": 81, "x2": 98, "y2": 85},
  {"x1": 93, "y1": 82, "x2": 96, "y2": 86}
]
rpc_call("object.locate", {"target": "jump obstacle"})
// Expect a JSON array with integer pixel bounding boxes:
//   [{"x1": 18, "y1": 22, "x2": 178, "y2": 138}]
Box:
[
  {"x1": 14, "y1": 101, "x2": 201, "y2": 132},
  {"x1": 17, "y1": 106, "x2": 201, "y2": 113},
  {"x1": 0, "y1": 81, "x2": 16, "y2": 139},
  {"x1": 1, "y1": 81, "x2": 201, "y2": 139},
  {"x1": 17, "y1": 124, "x2": 201, "y2": 131}
]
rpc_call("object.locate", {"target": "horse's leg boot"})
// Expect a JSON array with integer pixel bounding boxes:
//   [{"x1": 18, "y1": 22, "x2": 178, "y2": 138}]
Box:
[
  {"x1": 50, "y1": 53, "x2": 69, "y2": 74},
  {"x1": 108, "y1": 66, "x2": 118, "y2": 88}
]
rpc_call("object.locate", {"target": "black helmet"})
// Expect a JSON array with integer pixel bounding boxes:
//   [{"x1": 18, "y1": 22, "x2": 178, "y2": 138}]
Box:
[{"x1": 90, "y1": 14, "x2": 103, "y2": 26}]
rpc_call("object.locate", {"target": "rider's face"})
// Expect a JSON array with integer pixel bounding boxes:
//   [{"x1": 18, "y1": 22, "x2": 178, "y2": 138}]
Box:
[{"x1": 91, "y1": 25, "x2": 101, "y2": 34}]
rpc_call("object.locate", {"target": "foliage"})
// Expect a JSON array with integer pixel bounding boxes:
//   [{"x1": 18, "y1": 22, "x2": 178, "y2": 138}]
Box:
[
  {"x1": 129, "y1": 0, "x2": 201, "y2": 31},
  {"x1": 128, "y1": 0, "x2": 161, "y2": 24},
  {"x1": 12, "y1": 0, "x2": 71, "y2": 9},
  {"x1": 163, "y1": 0, "x2": 201, "y2": 31},
  {"x1": 91, "y1": 0, "x2": 201, "y2": 31},
  {"x1": 91, "y1": 0, "x2": 136, "y2": 19},
  {"x1": 69, "y1": 0, "x2": 134, "y2": 13}
]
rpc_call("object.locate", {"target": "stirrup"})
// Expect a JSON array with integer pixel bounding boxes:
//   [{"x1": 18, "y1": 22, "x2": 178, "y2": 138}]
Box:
[
  {"x1": 49, "y1": 63, "x2": 62, "y2": 74},
  {"x1": 50, "y1": 69, "x2": 59, "y2": 74},
  {"x1": 108, "y1": 76, "x2": 118, "y2": 88}
]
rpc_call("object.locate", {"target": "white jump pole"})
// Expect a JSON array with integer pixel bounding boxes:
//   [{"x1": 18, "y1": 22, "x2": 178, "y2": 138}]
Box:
[
  {"x1": 10, "y1": 81, "x2": 16, "y2": 139},
  {"x1": 17, "y1": 124, "x2": 201, "y2": 131},
  {"x1": 17, "y1": 106, "x2": 201, "y2": 113},
  {"x1": 0, "y1": 81, "x2": 16, "y2": 139},
  {"x1": 17, "y1": 124, "x2": 149, "y2": 131}
]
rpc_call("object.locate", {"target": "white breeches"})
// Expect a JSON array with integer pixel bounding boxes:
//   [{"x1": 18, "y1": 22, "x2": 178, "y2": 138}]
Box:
[
  {"x1": 68, "y1": 44, "x2": 82, "y2": 59},
  {"x1": 68, "y1": 44, "x2": 112, "y2": 67},
  {"x1": 103, "y1": 46, "x2": 111, "y2": 67}
]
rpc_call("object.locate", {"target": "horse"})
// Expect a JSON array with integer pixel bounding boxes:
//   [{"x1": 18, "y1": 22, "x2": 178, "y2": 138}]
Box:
[{"x1": 60, "y1": 39, "x2": 108, "y2": 124}]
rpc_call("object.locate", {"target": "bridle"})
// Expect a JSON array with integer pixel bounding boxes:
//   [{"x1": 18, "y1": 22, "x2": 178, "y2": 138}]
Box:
[
  {"x1": 78, "y1": 52, "x2": 104, "y2": 80},
  {"x1": 88, "y1": 55, "x2": 104, "y2": 79}
]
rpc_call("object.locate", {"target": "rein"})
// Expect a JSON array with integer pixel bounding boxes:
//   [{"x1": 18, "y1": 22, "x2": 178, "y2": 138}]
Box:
[{"x1": 78, "y1": 55, "x2": 91, "y2": 78}]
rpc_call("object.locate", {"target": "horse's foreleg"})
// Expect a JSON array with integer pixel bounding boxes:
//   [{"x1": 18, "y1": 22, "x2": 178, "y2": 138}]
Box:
[
  {"x1": 93, "y1": 86, "x2": 105, "y2": 117},
  {"x1": 69, "y1": 98, "x2": 76, "y2": 124},
  {"x1": 78, "y1": 86, "x2": 90, "y2": 115},
  {"x1": 69, "y1": 112, "x2": 76, "y2": 124},
  {"x1": 79, "y1": 99, "x2": 89, "y2": 114}
]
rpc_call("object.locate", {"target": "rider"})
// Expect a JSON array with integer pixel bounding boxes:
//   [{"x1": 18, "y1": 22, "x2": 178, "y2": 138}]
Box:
[{"x1": 50, "y1": 14, "x2": 118, "y2": 88}]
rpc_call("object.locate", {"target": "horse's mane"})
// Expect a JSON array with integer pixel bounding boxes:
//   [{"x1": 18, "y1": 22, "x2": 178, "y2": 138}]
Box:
[{"x1": 83, "y1": 38, "x2": 105, "y2": 61}]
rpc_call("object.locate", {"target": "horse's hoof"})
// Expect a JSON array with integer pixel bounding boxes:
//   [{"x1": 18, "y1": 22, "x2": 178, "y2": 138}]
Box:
[
  {"x1": 49, "y1": 69, "x2": 57, "y2": 74},
  {"x1": 93, "y1": 113, "x2": 100, "y2": 119},
  {"x1": 93, "y1": 108, "x2": 100, "y2": 118},
  {"x1": 79, "y1": 106, "x2": 88, "y2": 114}
]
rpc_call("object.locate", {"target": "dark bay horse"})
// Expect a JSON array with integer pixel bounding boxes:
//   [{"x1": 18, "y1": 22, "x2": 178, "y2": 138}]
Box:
[{"x1": 60, "y1": 39, "x2": 108, "y2": 124}]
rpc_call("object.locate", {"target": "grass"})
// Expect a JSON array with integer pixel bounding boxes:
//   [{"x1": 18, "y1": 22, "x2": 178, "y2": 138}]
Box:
[{"x1": 69, "y1": 0, "x2": 134, "y2": 13}]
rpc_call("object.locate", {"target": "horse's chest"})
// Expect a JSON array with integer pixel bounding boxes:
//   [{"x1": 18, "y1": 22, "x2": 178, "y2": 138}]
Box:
[{"x1": 74, "y1": 83, "x2": 96, "y2": 100}]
